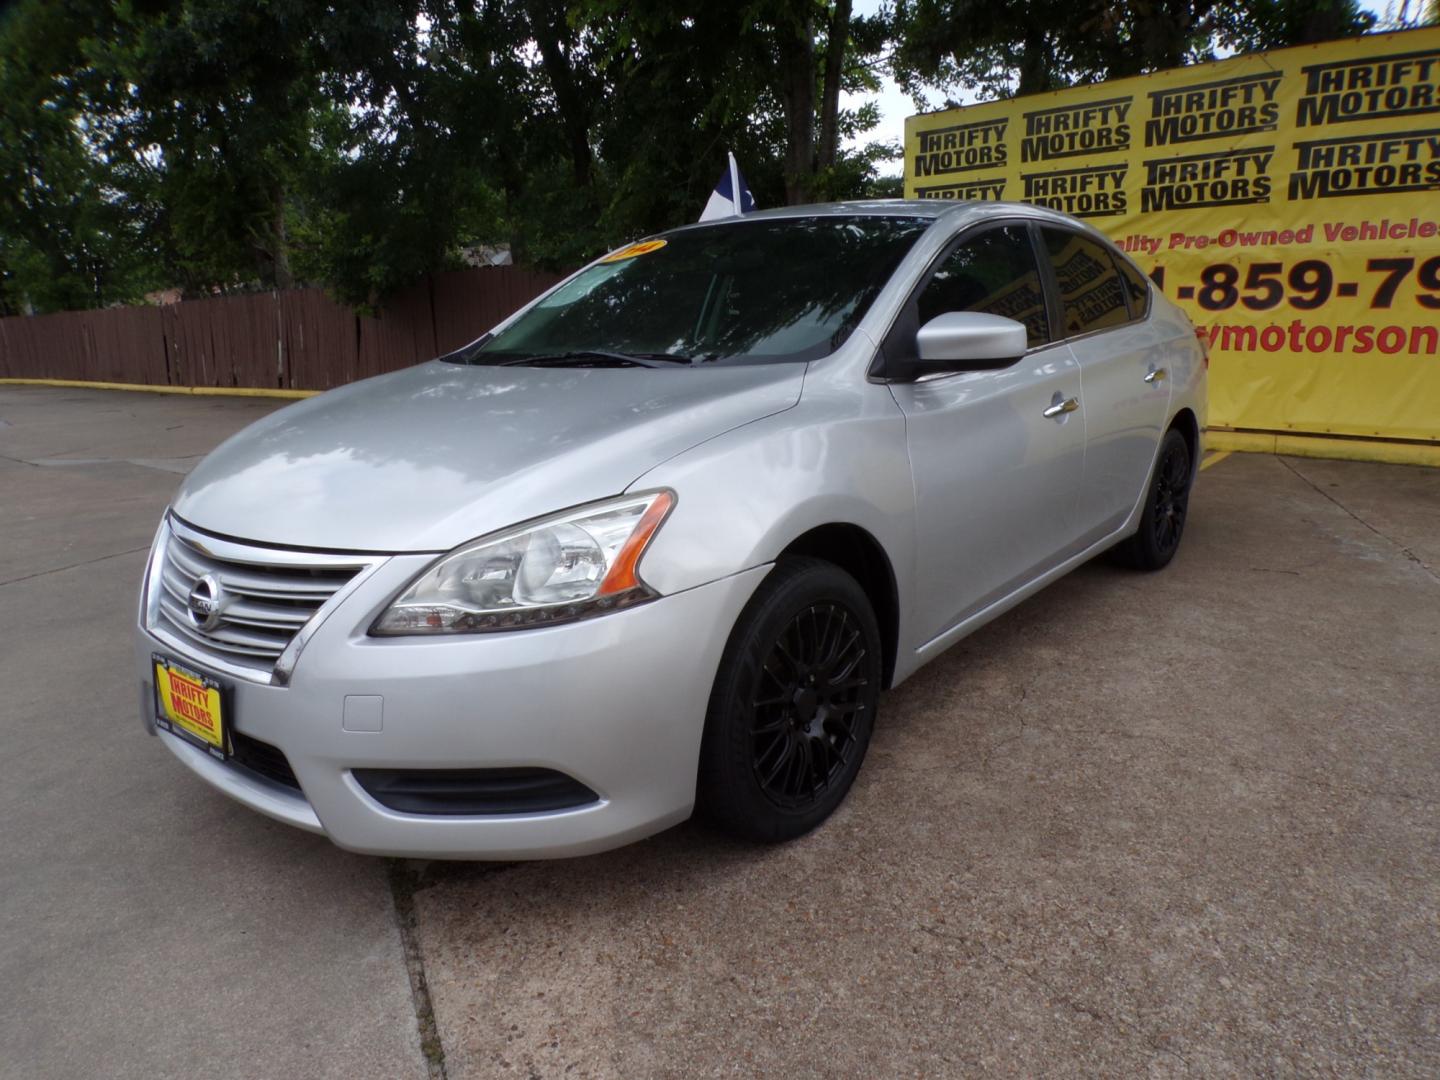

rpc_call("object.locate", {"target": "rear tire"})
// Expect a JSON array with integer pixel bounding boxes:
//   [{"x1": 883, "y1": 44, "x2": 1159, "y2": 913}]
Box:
[
  {"x1": 697, "y1": 557, "x2": 882, "y2": 843},
  {"x1": 1112, "y1": 427, "x2": 1192, "y2": 571}
]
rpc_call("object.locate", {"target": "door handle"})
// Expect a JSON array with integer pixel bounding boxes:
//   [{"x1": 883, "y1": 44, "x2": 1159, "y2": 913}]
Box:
[
  {"x1": 1144, "y1": 367, "x2": 1168, "y2": 383},
  {"x1": 1042, "y1": 397, "x2": 1079, "y2": 419}
]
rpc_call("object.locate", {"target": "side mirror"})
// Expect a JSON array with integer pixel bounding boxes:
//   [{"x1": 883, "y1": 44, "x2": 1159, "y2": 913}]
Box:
[{"x1": 914, "y1": 312, "x2": 1028, "y2": 372}]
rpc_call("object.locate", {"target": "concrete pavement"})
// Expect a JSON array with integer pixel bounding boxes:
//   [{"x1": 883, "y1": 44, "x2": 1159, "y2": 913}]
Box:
[
  {"x1": 409, "y1": 451, "x2": 1440, "y2": 1077},
  {"x1": 0, "y1": 389, "x2": 426, "y2": 1080},
  {"x1": 2, "y1": 386, "x2": 1436, "y2": 1078}
]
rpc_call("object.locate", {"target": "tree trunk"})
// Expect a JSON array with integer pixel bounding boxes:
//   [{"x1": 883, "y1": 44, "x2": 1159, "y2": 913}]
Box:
[
  {"x1": 778, "y1": 13, "x2": 816, "y2": 204},
  {"x1": 271, "y1": 184, "x2": 294, "y2": 290},
  {"x1": 1015, "y1": 26, "x2": 1052, "y2": 96},
  {"x1": 1292, "y1": 1, "x2": 1362, "y2": 43},
  {"x1": 502, "y1": 175, "x2": 529, "y2": 267},
  {"x1": 816, "y1": 0, "x2": 852, "y2": 171},
  {"x1": 1131, "y1": 0, "x2": 1218, "y2": 74},
  {"x1": 526, "y1": 0, "x2": 594, "y2": 191}
]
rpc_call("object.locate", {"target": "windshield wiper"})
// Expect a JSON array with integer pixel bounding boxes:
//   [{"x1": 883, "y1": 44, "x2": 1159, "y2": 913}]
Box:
[{"x1": 497, "y1": 350, "x2": 694, "y2": 368}]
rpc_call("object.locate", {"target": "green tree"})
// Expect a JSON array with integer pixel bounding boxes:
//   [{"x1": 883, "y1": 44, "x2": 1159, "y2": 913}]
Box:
[
  {"x1": 289, "y1": 0, "x2": 520, "y2": 302},
  {"x1": 1, "y1": 0, "x2": 902, "y2": 313},
  {"x1": 102, "y1": 0, "x2": 332, "y2": 291},
  {"x1": 0, "y1": 0, "x2": 159, "y2": 312},
  {"x1": 890, "y1": 0, "x2": 1375, "y2": 103},
  {"x1": 1211, "y1": 0, "x2": 1375, "y2": 53},
  {"x1": 580, "y1": 1, "x2": 894, "y2": 213}
]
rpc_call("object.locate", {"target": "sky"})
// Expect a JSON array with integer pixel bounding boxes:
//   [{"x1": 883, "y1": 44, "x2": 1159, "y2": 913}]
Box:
[
  {"x1": 842, "y1": 0, "x2": 1402, "y2": 176},
  {"x1": 840, "y1": 0, "x2": 925, "y2": 173}
]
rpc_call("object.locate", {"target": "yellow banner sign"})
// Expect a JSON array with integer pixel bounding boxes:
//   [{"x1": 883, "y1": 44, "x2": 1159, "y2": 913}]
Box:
[{"x1": 904, "y1": 27, "x2": 1440, "y2": 459}]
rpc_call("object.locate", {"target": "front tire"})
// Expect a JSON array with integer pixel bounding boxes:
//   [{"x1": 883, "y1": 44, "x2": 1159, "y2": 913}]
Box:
[
  {"x1": 1112, "y1": 427, "x2": 1193, "y2": 571},
  {"x1": 697, "y1": 558, "x2": 882, "y2": 843}
]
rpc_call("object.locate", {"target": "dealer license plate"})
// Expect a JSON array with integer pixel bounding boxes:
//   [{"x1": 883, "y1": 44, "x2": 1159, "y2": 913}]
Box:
[{"x1": 153, "y1": 654, "x2": 228, "y2": 759}]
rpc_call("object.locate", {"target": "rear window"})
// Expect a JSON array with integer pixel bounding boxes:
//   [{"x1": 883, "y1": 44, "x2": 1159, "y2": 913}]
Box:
[
  {"x1": 1114, "y1": 254, "x2": 1152, "y2": 320},
  {"x1": 1041, "y1": 229, "x2": 1130, "y2": 338}
]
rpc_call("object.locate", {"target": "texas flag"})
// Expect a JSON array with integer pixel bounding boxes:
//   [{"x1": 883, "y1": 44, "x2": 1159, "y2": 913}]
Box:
[{"x1": 699, "y1": 152, "x2": 757, "y2": 221}]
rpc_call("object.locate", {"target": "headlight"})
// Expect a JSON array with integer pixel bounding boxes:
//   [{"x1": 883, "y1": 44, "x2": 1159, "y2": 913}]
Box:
[{"x1": 371, "y1": 491, "x2": 674, "y2": 635}]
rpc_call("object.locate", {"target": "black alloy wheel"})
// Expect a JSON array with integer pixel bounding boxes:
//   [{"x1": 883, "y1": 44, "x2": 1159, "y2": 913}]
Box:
[
  {"x1": 698, "y1": 558, "x2": 882, "y2": 842},
  {"x1": 1151, "y1": 435, "x2": 1191, "y2": 557},
  {"x1": 750, "y1": 601, "x2": 869, "y2": 809},
  {"x1": 1112, "y1": 426, "x2": 1192, "y2": 571}
]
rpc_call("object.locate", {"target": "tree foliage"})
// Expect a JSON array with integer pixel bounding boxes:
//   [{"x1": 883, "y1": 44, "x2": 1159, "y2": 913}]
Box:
[
  {"x1": 890, "y1": 0, "x2": 1377, "y2": 102},
  {"x1": 0, "y1": 1, "x2": 159, "y2": 312},
  {"x1": 0, "y1": 0, "x2": 1401, "y2": 315}
]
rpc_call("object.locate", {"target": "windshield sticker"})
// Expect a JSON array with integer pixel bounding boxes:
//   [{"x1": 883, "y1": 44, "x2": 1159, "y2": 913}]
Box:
[{"x1": 600, "y1": 239, "x2": 668, "y2": 263}]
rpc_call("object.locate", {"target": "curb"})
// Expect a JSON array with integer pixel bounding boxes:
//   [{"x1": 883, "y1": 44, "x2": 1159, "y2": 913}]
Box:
[
  {"x1": 1206, "y1": 429, "x2": 1440, "y2": 468},
  {"x1": 0, "y1": 377, "x2": 318, "y2": 399}
]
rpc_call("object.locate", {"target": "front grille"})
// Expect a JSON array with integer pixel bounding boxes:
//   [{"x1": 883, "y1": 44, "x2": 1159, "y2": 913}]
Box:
[
  {"x1": 230, "y1": 731, "x2": 301, "y2": 791},
  {"x1": 352, "y1": 768, "x2": 600, "y2": 815},
  {"x1": 153, "y1": 524, "x2": 364, "y2": 677}
]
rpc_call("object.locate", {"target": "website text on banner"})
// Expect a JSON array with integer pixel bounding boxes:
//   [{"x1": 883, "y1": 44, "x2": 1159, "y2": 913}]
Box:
[{"x1": 903, "y1": 27, "x2": 1440, "y2": 464}]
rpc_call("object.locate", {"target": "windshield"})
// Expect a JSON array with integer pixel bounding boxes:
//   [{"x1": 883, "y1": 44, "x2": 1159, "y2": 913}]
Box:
[{"x1": 452, "y1": 215, "x2": 931, "y2": 367}]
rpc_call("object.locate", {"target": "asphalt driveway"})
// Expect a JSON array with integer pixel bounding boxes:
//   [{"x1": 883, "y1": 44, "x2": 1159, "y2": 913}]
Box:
[{"x1": 2, "y1": 386, "x2": 1436, "y2": 1078}]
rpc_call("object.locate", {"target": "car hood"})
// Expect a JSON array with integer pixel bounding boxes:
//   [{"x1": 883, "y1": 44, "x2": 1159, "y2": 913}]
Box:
[{"x1": 172, "y1": 360, "x2": 804, "y2": 552}]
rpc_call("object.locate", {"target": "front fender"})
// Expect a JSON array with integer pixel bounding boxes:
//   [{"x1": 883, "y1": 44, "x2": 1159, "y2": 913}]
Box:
[{"x1": 628, "y1": 376, "x2": 917, "y2": 658}]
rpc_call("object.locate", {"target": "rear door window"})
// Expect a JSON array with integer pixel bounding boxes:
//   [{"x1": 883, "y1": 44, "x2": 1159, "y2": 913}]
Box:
[
  {"x1": 1041, "y1": 229, "x2": 1131, "y2": 338},
  {"x1": 1114, "y1": 255, "x2": 1152, "y2": 320},
  {"x1": 917, "y1": 225, "x2": 1051, "y2": 349}
]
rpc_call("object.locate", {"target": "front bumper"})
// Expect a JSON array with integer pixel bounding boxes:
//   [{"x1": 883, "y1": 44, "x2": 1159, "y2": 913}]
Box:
[{"x1": 137, "y1": 559, "x2": 768, "y2": 859}]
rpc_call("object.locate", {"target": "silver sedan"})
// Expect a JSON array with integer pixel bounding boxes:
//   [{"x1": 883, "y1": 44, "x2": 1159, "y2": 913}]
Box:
[{"x1": 135, "y1": 200, "x2": 1206, "y2": 858}]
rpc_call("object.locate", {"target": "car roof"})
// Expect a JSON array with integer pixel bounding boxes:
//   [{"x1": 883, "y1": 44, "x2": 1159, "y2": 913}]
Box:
[
  {"x1": 664, "y1": 199, "x2": 1100, "y2": 233},
  {"x1": 739, "y1": 199, "x2": 954, "y2": 221}
]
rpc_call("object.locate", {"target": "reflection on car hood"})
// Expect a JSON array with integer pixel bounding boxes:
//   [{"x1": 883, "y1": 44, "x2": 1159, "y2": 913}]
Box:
[{"x1": 172, "y1": 360, "x2": 804, "y2": 552}]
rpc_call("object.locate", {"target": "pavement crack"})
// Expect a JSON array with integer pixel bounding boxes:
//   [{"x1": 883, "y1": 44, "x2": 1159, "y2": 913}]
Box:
[
  {"x1": 0, "y1": 544, "x2": 150, "y2": 587},
  {"x1": 919, "y1": 923, "x2": 1191, "y2": 1072},
  {"x1": 1051, "y1": 727, "x2": 1183, "y2": 753},
  {"x1": 1277, "y1": 457, "x2": 1440, "y2": 585},
  {"x1": 997, "y1": 959, "x2": 1192, "y2": 1073},
  {"x1": 388, "y1": 860, "x2": 450, "y2": 1080},
  {"x1": 1318, "y1": 657, "x2": 1431, "y2": 681},
  {"x1": 1227, "y1": 758, "x2": 1439, "y2": 810},
  {"x1": 1049, "y1": 728, "x2": 1437, "y2": 808},
  {"x1": 980, "y1": 683, "x2": 1030, "y2": 769},
  {"x1": 382, "y1": 859, "x2": 515, "y2": 1077}
]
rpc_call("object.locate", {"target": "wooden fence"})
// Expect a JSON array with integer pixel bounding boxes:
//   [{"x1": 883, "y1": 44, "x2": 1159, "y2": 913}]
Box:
[{"x1": 0, "y1": 267, "x2": 563, "y2": 391}]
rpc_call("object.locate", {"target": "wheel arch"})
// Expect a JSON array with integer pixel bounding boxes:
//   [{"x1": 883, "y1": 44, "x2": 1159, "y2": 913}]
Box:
[
  {"x1": 1169, "y1": 407, "x2": 1200, "y2": 475},
  {"x1": 777, "y1": 522, "x2": 900, "y2": 689}
]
